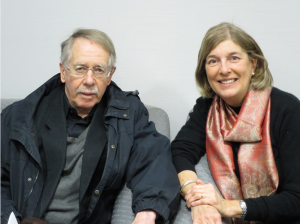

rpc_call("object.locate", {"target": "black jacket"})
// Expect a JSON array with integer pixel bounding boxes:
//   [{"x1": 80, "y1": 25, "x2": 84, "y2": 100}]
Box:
[
  {"x1": 171, "y1": 87, "x2": 300, "y2": 223},
  {"x1": 1, "y1": 74, "x2": 180, "y2": 224}
]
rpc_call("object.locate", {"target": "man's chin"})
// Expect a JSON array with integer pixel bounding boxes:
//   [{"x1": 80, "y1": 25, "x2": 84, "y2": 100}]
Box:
[{"x1": 79, "y1": 102, "x2": 97, "y2": 109}]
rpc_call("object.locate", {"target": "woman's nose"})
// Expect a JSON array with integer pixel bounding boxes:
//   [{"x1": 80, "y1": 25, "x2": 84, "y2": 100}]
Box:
[{"x1": 219, "y1": 60, "x2": 231, "y2": 75}]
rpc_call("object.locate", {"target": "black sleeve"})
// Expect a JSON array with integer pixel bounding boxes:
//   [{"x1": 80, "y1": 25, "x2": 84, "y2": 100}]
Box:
[
  {"x1": 245, "y1": 96, "x2": 300, "y2": 223},
  {"x1": 125, "y1": 100, "x2": 180, "y2": 222},
  {"x1": 1, "y1": 107, "x2": 22, "y2": 223},
  {"x1": 171, "y1": 97, "x2": 212, "y2": 173}
]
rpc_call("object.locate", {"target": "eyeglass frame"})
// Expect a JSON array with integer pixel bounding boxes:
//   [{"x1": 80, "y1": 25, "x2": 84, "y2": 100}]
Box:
[{"x1": 63, "y1": 63, "x2": 114, "y2": 78}]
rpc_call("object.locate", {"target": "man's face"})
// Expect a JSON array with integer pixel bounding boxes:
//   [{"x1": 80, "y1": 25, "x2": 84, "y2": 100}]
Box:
[{"x1": 60, "y1": 38, "x2": 115, "y2": 117}]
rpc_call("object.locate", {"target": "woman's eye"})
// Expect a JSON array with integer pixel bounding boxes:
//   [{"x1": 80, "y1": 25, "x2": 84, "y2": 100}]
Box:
[
  {"x1": 230, "y1": 56, "x2": 240, "y2": 62},
  {"x1": 207, "y1": 59, "x2": 218, "y2": 66}
]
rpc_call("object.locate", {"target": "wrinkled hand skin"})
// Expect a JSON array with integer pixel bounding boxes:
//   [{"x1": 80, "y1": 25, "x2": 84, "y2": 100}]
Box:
[
  {"x1": 132, "y1": 210, "x2": 157, "y2": 224},
  {"x1": 20, "y1": 217, "x2": 49, "y2": 224},
  {"x1": 185, "y1": 179, "x2": 227, "y2": 216},
  {"x1": 191, "y1": 205, "x2": 222, "y2": 224}
]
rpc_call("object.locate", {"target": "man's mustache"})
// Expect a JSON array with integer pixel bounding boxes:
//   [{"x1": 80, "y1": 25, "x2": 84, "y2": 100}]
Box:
[{"x1": 76, "y1": 86, "x2": 99, "y2": 95}]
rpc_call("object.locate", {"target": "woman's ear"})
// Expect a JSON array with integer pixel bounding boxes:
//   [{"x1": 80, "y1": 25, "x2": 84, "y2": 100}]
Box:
[{"x1": 251, "y1": 59, "x2": 258, "y2": 72}]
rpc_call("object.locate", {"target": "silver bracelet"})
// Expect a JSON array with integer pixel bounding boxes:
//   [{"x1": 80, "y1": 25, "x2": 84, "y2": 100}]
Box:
[
  {"x1": 180, "y1": 180, "x2": 197, "y2": 193},
  {"x1": 239, "y1": 200, "x2": 247, "y2": 220}
]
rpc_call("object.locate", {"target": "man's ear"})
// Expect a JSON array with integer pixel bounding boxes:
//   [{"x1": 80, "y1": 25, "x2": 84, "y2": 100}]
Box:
[
  {"x1": 60, "y1": 62, "x2": 66, "y2": 83},
  {"x1": 107, "y1": 67, "x2": 116, "y2": 86}
]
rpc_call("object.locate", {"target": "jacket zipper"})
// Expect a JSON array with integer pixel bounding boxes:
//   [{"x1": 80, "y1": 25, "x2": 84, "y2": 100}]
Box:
[
  {"x1": 29, "y1": 170, "x2": 39, "y2": 197},
  {"x1": 21, "y1": 170, "x2": 39, "y2": 215}
]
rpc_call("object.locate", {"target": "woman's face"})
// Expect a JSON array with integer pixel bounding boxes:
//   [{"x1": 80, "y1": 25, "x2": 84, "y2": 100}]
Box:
[{"x1": 205, "y1": 40, "x2": 257, "y2": 107}]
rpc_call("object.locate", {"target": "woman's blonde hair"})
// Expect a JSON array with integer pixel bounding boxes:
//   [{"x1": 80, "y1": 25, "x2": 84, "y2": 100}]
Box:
[{"x1": 196, "y1": 22, "x2": 273, "y2": 98}]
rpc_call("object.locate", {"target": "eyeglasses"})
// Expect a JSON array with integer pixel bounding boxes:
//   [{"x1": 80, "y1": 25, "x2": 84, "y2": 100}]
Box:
[{"x1": 63, "y1": 64, "x2": 113, "y2": 78}]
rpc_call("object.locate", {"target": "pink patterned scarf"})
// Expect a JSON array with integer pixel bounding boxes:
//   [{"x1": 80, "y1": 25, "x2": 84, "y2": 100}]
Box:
[{"x1": 206, "y1": 89, "x2": 279, "y2": 203}]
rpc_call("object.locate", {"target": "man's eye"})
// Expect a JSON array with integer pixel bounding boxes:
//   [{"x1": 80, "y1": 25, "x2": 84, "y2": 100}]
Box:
[
  {"x1": 94, "y1": 67, "x2": 104, "y2": 73},
  {"x1": 75, "y1": 67, "x2": 87, "y2": 73}
]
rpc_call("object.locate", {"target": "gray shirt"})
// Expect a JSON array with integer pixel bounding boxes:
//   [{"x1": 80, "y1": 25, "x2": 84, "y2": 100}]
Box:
[{"x1": 43, "y1": 127, "x2": 89, "y2": 224}]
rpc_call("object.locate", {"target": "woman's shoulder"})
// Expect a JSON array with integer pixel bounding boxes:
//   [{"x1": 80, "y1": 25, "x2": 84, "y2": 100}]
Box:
[
  {"x1": 194, "y1": 96, "x2": 214, "y2": 114},
  {"x1": 271, "y1": 87, "x2": 300, "y2": 113}
]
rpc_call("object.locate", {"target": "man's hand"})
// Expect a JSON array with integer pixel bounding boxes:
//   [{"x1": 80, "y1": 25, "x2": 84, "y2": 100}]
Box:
[
  {"x1": 132, "y1": 210, "x2": 157, "y2": 224},
  {"x1": 191, "y1": 205, "x2": 222, "y2": 224},
  {"x1": 20, "y1": 217, "x2": 48, "y2": 224}
]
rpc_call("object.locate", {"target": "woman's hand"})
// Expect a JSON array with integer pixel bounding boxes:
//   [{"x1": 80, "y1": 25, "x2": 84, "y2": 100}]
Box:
[
  {"x1": 185, "y1": 179, "x2": 227, "y2": 216},
  {"x1": 191, "y1": 205, "x2": 222, "y2": 224}
]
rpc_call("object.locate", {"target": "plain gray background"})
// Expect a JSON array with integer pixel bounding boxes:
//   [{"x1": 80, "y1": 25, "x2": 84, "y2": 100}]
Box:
[{"x1": 1, "y1": 0, "x2": 300, "y2": 140}]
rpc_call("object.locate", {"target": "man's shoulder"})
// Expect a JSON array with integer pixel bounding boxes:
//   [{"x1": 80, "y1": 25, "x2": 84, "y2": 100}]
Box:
[
  {"x1": 123, "y1": 90, "x2": 140, "y2": 98},
  {"x1": 108, "y1": 82, "x2": 143, "y2": 108},
  {"x1": 124, "y1": 90, "x2": 142, "y2": 104},
  {"x1": 1, "y1": 99, "x2": 23, "y2": 128},
  {"x1": 124, "y1": 90, "x2": 146, "y2": 115},
  {"x1": 1, "y1": 99, "x2": 23, "y2": 114}
]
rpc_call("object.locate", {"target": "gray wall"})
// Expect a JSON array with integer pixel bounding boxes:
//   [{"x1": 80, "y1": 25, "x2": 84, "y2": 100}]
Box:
[{"x1": 1, "y1": 0, "x2": 300, "y2": 140}]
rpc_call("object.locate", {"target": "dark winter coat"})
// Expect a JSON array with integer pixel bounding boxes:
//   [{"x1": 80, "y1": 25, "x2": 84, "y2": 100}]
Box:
[{"x1": 1, "y1": 74, "x2": 180, "y2": 224}]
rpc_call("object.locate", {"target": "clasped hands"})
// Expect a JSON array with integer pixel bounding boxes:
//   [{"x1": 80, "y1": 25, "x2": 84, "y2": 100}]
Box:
[{"x1": 185, "y1": 179, "x2": 227, "y2": 224}]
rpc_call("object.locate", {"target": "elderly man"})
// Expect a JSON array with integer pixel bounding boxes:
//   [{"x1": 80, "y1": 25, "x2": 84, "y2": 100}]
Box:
[{"x1": 1, "y1": 29, "x2": 180, "y2": 224}]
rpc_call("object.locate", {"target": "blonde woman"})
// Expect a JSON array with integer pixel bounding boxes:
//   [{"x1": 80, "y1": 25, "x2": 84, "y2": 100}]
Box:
[{"x1": 172, "y1": 22, "x2": 300, "y2": 224}]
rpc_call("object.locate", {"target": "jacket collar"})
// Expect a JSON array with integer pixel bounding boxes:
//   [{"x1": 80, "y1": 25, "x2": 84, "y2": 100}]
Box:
[
  {"x1": 12, "y1": 73, "x2": 63, "y2": 131},
  {"x1": 9, "y1": 74, "x2": 63, "y2": 167},
  {"x1": 104, "y1": 81, "x2": 130, "y2": 120},
  {"x1": 11, "y1": 73, "x2": 131, "y2": 131}
]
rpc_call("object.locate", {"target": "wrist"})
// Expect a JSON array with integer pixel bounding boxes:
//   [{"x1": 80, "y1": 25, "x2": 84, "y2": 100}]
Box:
[
  {"x1": 221, "y1": 200, "x2": 243, "y2": 217},
  {"x1": 136, "y1": 210, "x2": 157, "y2": 220},
  {"x1": 238, "y1": 200, "x2": 247, "y2": 220},
  {"x1": 180, "y1": 180, "x2": 197, "y2": 196}
]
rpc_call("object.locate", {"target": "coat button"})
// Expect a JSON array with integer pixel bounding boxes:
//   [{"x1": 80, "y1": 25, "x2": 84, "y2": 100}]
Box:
[
  {"x1": 28, "y1": 178, "x2": 32, "y2": 182},
  {"x1": 111, "y1": 145, "x2": 115, "y2": 149},
  {"x1": 123, "y1": 114, "x2": 127, "y2": 117},
  {"x1": 95, "y1": 190, "x2": 99, "y2": 194}
]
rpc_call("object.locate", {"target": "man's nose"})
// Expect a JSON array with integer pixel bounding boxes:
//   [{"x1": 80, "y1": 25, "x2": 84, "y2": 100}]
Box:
[{"x1": 84, "y1": 70, "x2": 95, "y2": 85}]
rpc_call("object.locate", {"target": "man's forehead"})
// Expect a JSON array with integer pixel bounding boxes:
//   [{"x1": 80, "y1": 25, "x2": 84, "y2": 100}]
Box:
[
  {"x1": 74, "y1": 37, "x2": 95, "y2": 44},
  {"x1": 70, "y1": 38, "x2": 110, "y2": 65},
  {"x1": 72, "y1": 37, "x2": 105, "y2": 50}
]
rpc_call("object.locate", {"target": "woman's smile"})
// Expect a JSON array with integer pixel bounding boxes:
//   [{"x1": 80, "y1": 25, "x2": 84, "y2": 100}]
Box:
[
  {"x1": 205, "y1": 40, "x2": 256, "y2": 107},
  {"x1": 218, "y1": 78, "x2": 238, "y2": 85}
]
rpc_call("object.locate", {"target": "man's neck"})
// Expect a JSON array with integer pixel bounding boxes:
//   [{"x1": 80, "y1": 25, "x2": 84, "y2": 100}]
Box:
[{"x1": 75, "y1": 107, "x2": 92, "y2": 118}]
